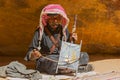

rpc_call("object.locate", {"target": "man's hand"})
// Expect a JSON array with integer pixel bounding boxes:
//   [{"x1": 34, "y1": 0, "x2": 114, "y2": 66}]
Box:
[
  {"x1": 70, "y1": 33, "x2": 78, "y2": 43},
  {"x1": 72, "y1": 33, "x2": 78, "y2": 41},
  {"x1": 30, "y1": 49, "x2": 42, "y2": 60}
]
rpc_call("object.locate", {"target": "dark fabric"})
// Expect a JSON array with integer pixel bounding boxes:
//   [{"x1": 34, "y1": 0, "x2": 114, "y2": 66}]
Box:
[
  {"x1": 36, "y1": 52, "x2": 89, "y2": 75},
  {"x1": 36, "y1": 55, "x2": 59, "y2": 75},
  {"x1": 24, "y1": 25, "x2": 89, "y2": 75},
  {"x1": 79, "y1": 52, "x2": 89, "y2": 65},
  {"x1": 24, "y1": 27, "x2": 70, "y2": 61},
  {"x1": 44, "y1": 25, "x2": 61, "y2": 54}
]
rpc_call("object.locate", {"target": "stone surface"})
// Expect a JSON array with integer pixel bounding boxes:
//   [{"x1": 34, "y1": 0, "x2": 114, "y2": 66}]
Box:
[{"x1": 0, "y1": 0, "x2": 120, "y2": 56}]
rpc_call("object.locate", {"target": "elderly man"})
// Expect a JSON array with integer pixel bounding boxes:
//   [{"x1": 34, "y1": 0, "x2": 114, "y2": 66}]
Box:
[{"x1": 24, "y1": 4, "x2": 93, "y2": 75}]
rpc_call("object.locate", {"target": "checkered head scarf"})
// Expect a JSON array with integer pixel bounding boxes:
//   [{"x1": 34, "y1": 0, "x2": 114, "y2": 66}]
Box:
[{"x1": 38, "y1": 4, "x2": 69, "y2": 42}]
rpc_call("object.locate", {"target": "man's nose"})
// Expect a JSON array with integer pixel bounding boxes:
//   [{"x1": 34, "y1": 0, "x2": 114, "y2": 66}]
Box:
[{"x1": 54, "y1": 19, "x2": 57, "y2": 22}]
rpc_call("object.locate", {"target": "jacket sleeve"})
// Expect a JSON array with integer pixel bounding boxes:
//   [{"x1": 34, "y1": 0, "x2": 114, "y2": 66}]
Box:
[
  {"x1": 24, "y1": 29, "x2": 39, "y2": 61},
  {"x1": 65, "y1": 28, "x2": 71, "y2": 42}
]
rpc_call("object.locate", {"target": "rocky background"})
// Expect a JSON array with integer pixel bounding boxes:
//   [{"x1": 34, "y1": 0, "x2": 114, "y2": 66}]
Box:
[{"x1": 0, "y1": 0, "x2": 120, "y2": 57}]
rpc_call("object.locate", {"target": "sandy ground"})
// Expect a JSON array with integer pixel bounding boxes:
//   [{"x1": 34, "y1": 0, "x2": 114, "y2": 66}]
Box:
[
  {"x1": 90, "y1": 59, "x2": 120, "y2": 73},
  {"x1": 0, "y1": 55, "x2": 120, "y2": 73},
  {"x1": 0, "y1": 56, "x2": 120, "y2": 80},
  {"x1": 0, "y1": 55, "x2": 120, "y2": 79}
]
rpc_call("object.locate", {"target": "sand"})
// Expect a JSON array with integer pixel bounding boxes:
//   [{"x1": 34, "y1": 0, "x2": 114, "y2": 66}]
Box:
[
  {"x1": 0, "y1": 56, "x2": 120, "y2": 79},
  {"x1": 90, "y1": 59, "x2": 120, "y2": 73}
]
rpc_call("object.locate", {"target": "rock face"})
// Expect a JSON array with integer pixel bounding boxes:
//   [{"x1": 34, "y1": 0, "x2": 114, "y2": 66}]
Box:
[{"x1": 0, "y1": 0, "x2": 120, "y2": 56}]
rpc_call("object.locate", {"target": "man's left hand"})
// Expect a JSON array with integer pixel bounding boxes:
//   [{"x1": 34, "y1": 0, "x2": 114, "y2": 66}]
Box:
[{"x1": 70, "y1": 33, "x2": 78, "y2": 42}]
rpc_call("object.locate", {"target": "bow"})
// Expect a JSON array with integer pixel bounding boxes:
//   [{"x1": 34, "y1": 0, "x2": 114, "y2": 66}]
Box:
[
  {"x1": 71, "y1": 14, "x2": 77, "y2": 43},
  {"x1": 72, "y1": 14, "x2": 77, "y2": 33}
]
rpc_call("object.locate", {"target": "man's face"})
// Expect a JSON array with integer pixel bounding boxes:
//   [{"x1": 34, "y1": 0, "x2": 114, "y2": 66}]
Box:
[{"x1": 47, "y1": 14, "x2": 62, "y2": 30}]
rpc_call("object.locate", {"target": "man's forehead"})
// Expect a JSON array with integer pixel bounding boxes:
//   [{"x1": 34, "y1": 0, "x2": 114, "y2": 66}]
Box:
[{"x1": 47, "y1": 14, "x2": 61, "y2": 17}]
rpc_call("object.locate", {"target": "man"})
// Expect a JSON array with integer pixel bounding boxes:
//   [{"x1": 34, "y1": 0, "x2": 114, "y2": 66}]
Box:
[{"x1": 24, "y1": 4, "x2": 93, "y2": 75}]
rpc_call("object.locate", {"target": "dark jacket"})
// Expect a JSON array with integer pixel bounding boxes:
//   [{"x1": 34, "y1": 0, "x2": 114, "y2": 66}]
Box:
[{"x1": 24, "y1": 26, "x2": 70, "y2": 61}]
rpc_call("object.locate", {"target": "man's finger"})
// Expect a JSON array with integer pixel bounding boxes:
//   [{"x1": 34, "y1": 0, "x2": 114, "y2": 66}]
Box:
[{"x1": 33, "y1": 49, "x2": 37, "y2": 52}]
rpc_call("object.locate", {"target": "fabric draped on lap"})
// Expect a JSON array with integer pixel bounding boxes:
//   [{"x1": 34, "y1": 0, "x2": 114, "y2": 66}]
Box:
[
  {"x1": 0, "y1": 61, "x2": 42, "y2": 80},
  {"x1": 36, "y1": 55, "x2": 59, "y2": 75}
]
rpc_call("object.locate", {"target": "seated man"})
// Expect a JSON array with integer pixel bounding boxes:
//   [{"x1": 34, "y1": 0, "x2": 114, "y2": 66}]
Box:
[{"x1": 24, "y1": 4, "x2": 93, "y2": 75}]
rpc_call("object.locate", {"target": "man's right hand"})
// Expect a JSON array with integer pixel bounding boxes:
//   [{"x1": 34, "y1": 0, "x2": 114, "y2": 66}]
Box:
[{"x1": 30, "y1": 49, "x2": 42, "y2": 60}]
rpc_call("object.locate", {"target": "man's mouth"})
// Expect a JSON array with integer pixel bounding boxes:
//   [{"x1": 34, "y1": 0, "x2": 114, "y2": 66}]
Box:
[
  {"x1": 52, "y1": 23, "x2": 59, "y2": 28},
  {"x1": 52, "y1": 25, "x2": 58, "y2": 29}
]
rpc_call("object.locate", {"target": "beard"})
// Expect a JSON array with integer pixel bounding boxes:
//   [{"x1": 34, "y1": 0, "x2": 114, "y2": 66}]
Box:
[{"x1": 49, "y1": 23, "x2": 61, "y2": 30}]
